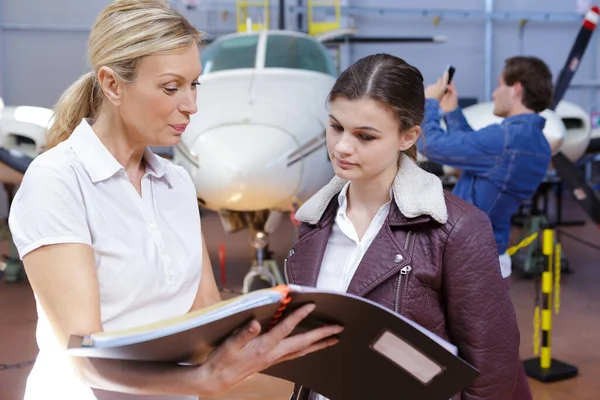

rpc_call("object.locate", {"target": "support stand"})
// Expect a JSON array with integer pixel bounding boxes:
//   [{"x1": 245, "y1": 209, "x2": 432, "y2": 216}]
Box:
[
  {"x1": 554, "y1": 180, "x2": 586, "y2": 227},
  {"x1": 523, "y1": 224, "x2": 578, "y2": 383},
  {"x1": 512, "y1": 213, "x2": 570, "y2": 278},
  {"x1": 512, "y1": 171, "x2": 586, "y2": 228},
  {"x1": 523, "y1": 358, "x2": 578, "y2": 383}
]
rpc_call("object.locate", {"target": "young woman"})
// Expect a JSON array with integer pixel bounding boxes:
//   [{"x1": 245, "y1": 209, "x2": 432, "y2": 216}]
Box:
[
  {"x1": 8, "y1": 1, "x2": 342, "y2": 399},
  {"x1": 285, "y1": 54, "x2": 532, "y2": 400}
]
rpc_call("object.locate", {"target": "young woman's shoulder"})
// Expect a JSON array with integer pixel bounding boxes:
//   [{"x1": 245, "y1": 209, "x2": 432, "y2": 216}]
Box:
[{"x1": 441, "y1": 190, "x2": 493, "y2": 233}]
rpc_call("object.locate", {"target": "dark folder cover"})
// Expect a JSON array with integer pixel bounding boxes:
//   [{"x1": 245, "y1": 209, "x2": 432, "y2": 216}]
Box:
[
  {"x1": 67, "y1": 284, "x2": 478, "y2": 400},
  {"x1": 262, "y1": 286, "x2": 478, "y2": 399}
]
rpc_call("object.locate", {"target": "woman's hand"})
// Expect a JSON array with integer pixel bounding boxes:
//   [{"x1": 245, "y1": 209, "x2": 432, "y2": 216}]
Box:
[{"x1": 198, "y1": 303, "x2": 343, "y2": 397}]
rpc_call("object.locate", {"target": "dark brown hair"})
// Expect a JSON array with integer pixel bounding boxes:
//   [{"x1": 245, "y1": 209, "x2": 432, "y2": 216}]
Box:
[
  {"x1": 503, "y1": 56, "x2": 553, "y2": 112},
  {"x1": 327, "y1": 53, "x2": 425, "y2": 161}
]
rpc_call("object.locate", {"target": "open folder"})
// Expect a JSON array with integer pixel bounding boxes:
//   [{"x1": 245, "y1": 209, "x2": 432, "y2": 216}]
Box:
[{"x1": 67, "y1": 284, "x2": 478, "y2": 400}]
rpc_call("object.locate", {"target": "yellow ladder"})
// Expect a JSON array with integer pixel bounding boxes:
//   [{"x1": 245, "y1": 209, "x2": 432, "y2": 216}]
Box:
[
  {"x1": 307, "y1": 0, "x2": 341, "y2": 36},
  {"x1": 236, "y1": 0, "x2": 270, "y2": 32}
]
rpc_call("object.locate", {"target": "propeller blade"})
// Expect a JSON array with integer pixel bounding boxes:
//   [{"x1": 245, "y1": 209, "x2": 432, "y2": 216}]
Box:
[
  {"x1": 551, "y1": 152, "x2": 600, "y2": 225},
  {"x1": 314, "y1": 28, "x2": 359, "y2": 43},
  {"x1": 552, "y1": 6, "x2": 600, "y2": 109},
  {"x1": 322, "y1": 36, "x2": 447, "y2": 44}
]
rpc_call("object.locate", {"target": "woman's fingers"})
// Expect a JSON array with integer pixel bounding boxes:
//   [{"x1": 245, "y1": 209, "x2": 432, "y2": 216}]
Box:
[
  {"x1": 267, "y1": 303, "x2": 317, "y2": 340},
  {"x1": 274, "y1": 335, "x2": 341, "y2": 364},
  {"x1": 211, "y1": 319, "x2": 262, "y2": 360},
  {"x1": 203, "y1": 305, "x2": 343, "y2": 394},
  {"x1": 268, "y1": 324, "x2": 344, "y2": 362}
]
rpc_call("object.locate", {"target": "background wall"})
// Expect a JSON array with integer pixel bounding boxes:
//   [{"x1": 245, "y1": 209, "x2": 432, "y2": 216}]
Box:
[{"x1": 0, "y1": 0, "x2": 599, "y2": 113}]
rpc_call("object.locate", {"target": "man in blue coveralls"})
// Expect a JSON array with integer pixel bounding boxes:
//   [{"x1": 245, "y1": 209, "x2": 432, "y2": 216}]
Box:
[{"x1": 418, "y1": 56, "x2": 554, "y2": 280}]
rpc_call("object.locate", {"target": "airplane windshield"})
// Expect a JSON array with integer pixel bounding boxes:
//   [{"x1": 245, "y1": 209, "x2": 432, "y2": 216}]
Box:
[
  {"x1": 201, "y1": 35, "x2": 259, "y2": 74},
  {"x1": 264, "y1": 34, "x2": 336, "y2": 76}
]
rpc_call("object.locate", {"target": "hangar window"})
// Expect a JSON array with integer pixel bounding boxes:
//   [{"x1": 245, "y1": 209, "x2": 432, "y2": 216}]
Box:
[
  {"x1": 264, "y1": 34, "x2": 336, "y2": 76},
  {"x1": 201, "y1": 34, "x2": 259, "y2": 74}
]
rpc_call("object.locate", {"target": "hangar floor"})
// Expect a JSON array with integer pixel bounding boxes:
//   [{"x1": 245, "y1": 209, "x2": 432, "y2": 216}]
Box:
[{"x1": 1, "y1": 194, "x2": 599, "y2": 400}]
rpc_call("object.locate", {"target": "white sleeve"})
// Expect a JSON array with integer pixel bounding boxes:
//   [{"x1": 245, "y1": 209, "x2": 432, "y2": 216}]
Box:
[{"x1": 8, "y1": 162, "x2": 91, "y2": 259}]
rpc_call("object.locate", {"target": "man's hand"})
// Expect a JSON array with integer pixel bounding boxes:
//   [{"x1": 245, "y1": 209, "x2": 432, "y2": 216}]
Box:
[
  {"x1": 439, "y1": 82, "x2": 459, "y2": 113},
  {"x1": 425, "y1": 71, "x2": 449, "y2": 100}
]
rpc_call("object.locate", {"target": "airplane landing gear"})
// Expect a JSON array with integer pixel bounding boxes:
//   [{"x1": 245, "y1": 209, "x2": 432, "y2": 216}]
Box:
[
  {"x1": 216, "y1": 209, "x2": 286, "y2": 294},
  {"x1": 242, "y1": 230, "x2": 285, "y2": 293}
]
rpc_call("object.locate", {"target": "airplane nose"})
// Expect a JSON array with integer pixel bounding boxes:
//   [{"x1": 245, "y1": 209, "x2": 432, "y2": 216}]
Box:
[{"x1": 190, "y1": 124, "x2": 301, "y2": 211}]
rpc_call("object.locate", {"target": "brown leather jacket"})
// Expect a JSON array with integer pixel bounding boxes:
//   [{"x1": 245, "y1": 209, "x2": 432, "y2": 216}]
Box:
[{"x1": 284, "y1": 155, "x2": 532, "y2": 400}]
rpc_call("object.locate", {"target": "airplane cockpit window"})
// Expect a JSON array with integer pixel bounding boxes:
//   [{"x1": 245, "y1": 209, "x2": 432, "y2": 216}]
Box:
[
  {"x1": 264, "y1": 34, "x2": 336, "y2": 76},
  {"x1": 201, "y1": 34, "x2": 259, "y2": 74}
]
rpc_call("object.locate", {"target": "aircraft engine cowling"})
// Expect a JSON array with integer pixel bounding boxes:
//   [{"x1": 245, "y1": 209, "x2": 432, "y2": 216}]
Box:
[
  {"x1": 173, "y1": 69, "x2": 334, "y2": 213},
  {"x1": 185, "y1": 123, "x2": 302, "y2": 212},
  {"x1": 0, "y1": 105, "x2": 53, "y2": 158},
  {"x1": 553, "y1": 100, "x2": 591, "y2": 163}
]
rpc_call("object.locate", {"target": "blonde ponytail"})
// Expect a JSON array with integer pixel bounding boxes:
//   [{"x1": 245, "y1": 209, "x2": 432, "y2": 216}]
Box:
[
  {"x1": 46, "y1": 72, "x2": 101, "y2": 149},
  {"x1": 45, "y1": 0, "x2": 203, "y2": 149}
]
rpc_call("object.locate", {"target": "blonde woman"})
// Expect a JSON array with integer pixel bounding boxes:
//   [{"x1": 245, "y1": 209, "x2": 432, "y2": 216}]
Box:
[{"x1": 8, "y1": 1, "x2": 342, "y2": 399}]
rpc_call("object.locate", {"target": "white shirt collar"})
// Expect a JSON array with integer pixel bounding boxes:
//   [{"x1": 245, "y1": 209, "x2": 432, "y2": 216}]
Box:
[
  {"x1": 68, "y1": 119, "x2": 172, "y2": 185},
  {"x1": 336, "y1": 181, "x2": 393, "y2": 215}
]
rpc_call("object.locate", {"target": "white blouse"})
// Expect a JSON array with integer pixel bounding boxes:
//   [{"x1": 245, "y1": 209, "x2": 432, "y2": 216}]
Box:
[
  {"x1": 316, "y1": 181, "x2": 392, "y2": 292},
  {"x1": 315, "y1": 181, "x2": 391, "y2": 400},
  {"x1": 9, "y1": 119, "x2": 202, "y2": 400}
]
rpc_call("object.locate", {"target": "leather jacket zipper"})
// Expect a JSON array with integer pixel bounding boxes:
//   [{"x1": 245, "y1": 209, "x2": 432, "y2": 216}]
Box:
[
  {"x1": 284, "y1": 248, "x2": 294, "y2": 284},
  {"x1": 403, "y1": 231, "x2": 412, "y2": 252},
  {"x1": 396, "y1": 265, "x2": 412, "y2": 314},
  {"x1": 395, "y1": 232, "x2": 413, "y2": 313}
]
